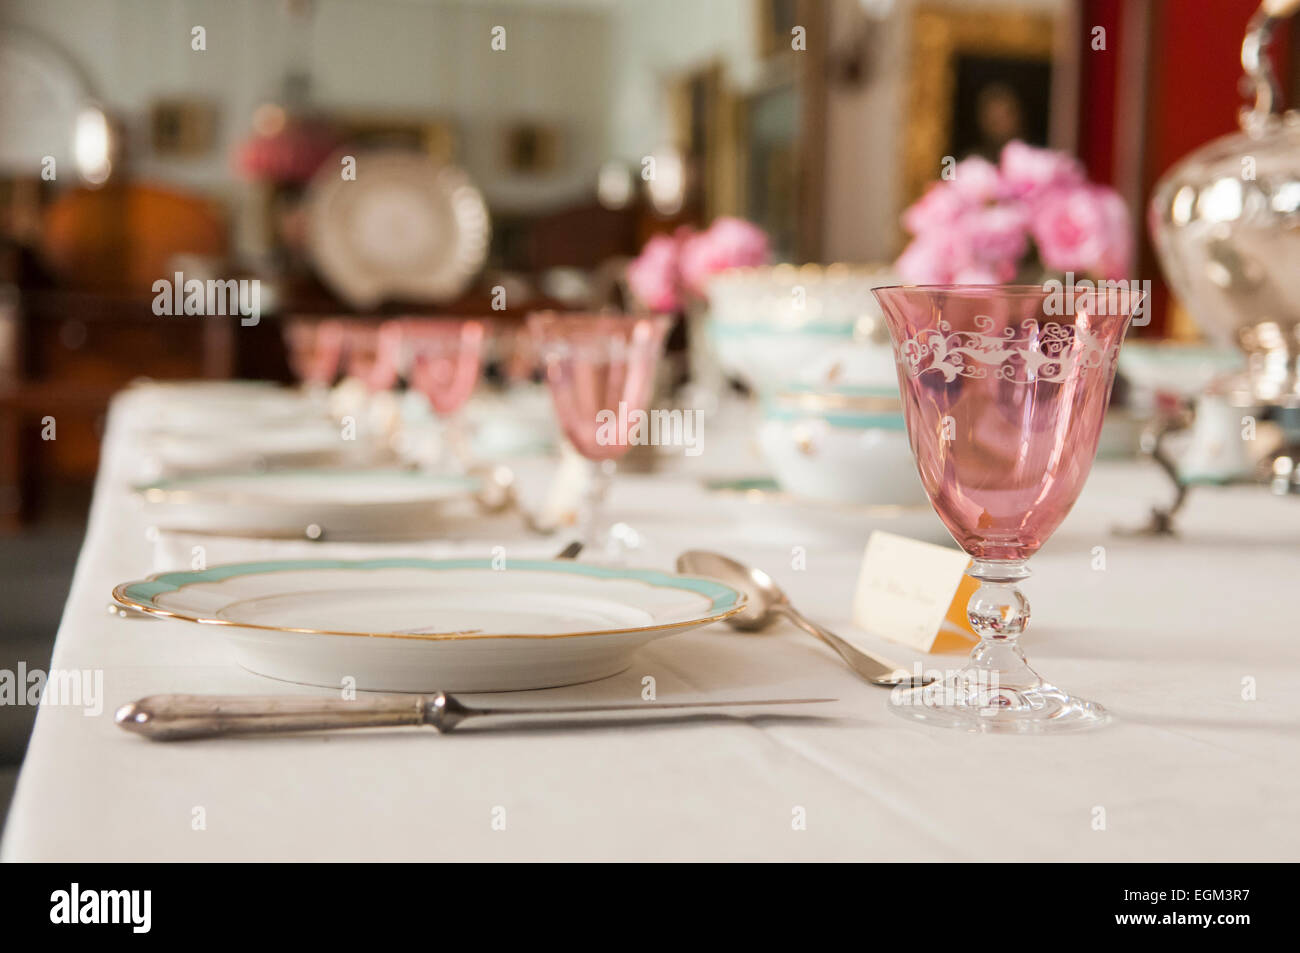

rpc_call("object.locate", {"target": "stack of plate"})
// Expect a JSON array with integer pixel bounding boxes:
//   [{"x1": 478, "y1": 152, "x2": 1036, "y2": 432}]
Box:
[
  {"x1": 125, "y1": 380, "x2": 380, "y2": 475},
  {"x1": 124, "y1": 380, "x2": 328, "y2": 431}
]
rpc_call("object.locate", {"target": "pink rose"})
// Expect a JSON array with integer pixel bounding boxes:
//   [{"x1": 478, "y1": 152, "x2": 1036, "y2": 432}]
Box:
[
  {"x1": 1090, "y1": 188, "x2": 1134, "y2": 280},
  {"x1": 897, "y1": 232, "x2": 958, "y2": 284},
  {"x1": 953, "y1": 264, "x2": 1006, "y2": 285},
  {"x1": 679, "y1": 217, "x2": 770, "y2": 297},
  {"x1": 897, "y1": 229, "x2": 995, "y2": 284},
  {"x1": 896, "y1": 140, "x2": 1129, "y2": 284},
  {"x1": 626, "y1": 233, "x2": 681, "y2": 312},
  {"x1": 964, "y1": 204, "x2": 1030, "y2": 268},
  {"x1": 1031, "y1": 184, "x2": 1132, "y2": 280},
  {"x1": 999, "y1": 141, "x2": 1085, "y2": 201},
  {"x1": 902, "y1": 181, "x2": 970, "y2": 236},
  {"x1": 898, "y1": 236, "x2": 1020, "y2": 286},
  {"x1": 948, "y1": 156, "x2": 1002, "y2": 203},
  {"x1": 897, "y1": 207, "x2": 1024, "y2": 285},
  {"x1": 902, "y1": 157, "x2": 1002, "y2": 236}
]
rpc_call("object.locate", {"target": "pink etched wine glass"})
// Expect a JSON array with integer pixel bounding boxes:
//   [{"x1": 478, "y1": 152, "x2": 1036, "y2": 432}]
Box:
[
  {"x1": 872, "y1": 284, "x2": 1143, "y2": 732},
  {"x1": 284, "y1": 318, "x2": 346, "y2": 393},
  {"x1": 344, "y1": 321, "x2": 403, "y2": 394},
  {"x1": 403, "y1": 318, "x2": 487, "y2": 469},
  {"x1": 528, "y1": 311, "x2": 671, "y2": 560}
]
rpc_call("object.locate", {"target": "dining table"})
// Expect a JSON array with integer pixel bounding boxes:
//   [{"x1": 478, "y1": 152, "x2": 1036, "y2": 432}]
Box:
[{"x1": 3, "y1": 387, "x2": 1298, "y2": 862}]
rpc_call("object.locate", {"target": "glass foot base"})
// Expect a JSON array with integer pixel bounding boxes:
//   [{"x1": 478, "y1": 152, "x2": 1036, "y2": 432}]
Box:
[
  {"x1": 889, "y1": 680, "x2": 1110, "y2": 734},
  {"x1": 573, "y1": 522, "x2": 645, "y2": 565}
]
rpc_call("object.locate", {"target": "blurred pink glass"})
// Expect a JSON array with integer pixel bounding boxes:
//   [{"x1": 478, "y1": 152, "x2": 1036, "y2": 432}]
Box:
[
  {"x1": 873, "y1": 283, "x2": 1141, "y2": 732},
  {"x1": 343, "y1": 321, "x2": 403, "y2": 394},
  {"x1": 284, "y1": 318, "x2": 346, "y2": 389},
  {"x1": 529, "y1": 311, "x2": 671, "y2": 557},
  {"x1": 494, "y1": 324, "x2": 543, "y2": 385},
  {"x1": 401, "y1": 318, "x2": 487, "y2": 469},
  {"x1": 403, "y1": 318, "x2": 486, "y2": 415}
]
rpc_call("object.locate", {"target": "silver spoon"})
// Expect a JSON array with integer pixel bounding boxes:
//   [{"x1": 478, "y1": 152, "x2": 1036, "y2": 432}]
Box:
[{"x1": 675, "y1": 550, "x2": 932, "y2": 688}]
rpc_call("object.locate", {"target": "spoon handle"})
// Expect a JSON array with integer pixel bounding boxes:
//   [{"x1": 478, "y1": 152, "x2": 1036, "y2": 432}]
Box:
[{"x1": 774, "y1": 604, "x2": 916, "y2": 686}]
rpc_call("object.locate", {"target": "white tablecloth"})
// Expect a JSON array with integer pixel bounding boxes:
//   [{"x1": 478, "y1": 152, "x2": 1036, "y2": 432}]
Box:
[{"x1": 4, "y1": 393, "x2": 1298, "y2": 861}]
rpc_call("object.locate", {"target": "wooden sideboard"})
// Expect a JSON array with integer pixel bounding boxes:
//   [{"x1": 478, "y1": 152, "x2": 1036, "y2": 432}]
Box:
[{"x1": 0, "y1": 289, "x2": 240, "y2": 529}]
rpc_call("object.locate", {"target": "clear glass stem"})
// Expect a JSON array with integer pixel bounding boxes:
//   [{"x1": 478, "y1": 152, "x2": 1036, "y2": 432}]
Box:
[
  {"x1": 578, "y1": 458, "x2": 616, "y2": 552},
  {"x1": 889, "y1": 555, "x2": 1109, "y2": 732},
  {"x1": 956, "y1": 559, "x2": 1046, "y2": 707},
  {"x1": 441, "y1": 411, "x2": 472, "y2": 473}
]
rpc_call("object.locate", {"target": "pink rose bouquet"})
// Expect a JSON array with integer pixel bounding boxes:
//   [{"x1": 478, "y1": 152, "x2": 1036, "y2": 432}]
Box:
[
  {"x1": 896, "y1": 141, "x2": 1133, "y2": 284},
  {"x1": 626, "y1": 217, "x2": 770, "y2": 312},
  {"x1": 625, "y1": 233, "x2": 681, "y2": 313}
]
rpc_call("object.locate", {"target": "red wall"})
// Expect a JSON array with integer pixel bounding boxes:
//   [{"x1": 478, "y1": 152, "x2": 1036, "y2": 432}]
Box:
[
  {"x1": 1145, "y1": 0, "x2": 1286, "y2": 185},
  {"x1": 1077, "y1": 0, "x2": 1123, "y2": 185},
  {"x1": 1079, "y1": 0, "x2": 1291, "y2": 335}
]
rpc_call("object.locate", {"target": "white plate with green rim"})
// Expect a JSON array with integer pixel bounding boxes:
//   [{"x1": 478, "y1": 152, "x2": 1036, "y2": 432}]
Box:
[
  {"x1": 112, "y1": 559, "x2": 747, "y2": 692},
  {"x1": 144, "y1": 418, "x2": 371, "y2": 472},
  {"x1": 136, "y1": 469, "x2": 482, "y2": 541},
  {"x1": 126, "y1": 381, "x2": 330, "y2": 433}
]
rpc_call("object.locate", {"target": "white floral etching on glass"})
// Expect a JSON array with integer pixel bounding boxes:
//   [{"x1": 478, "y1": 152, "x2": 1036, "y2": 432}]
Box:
[{"x1": 896, "y1": 316, "x2": 1120, "y2": 384}]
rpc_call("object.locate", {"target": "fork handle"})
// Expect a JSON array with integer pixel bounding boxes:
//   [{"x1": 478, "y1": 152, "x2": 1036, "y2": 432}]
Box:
[{"x1": 773, "y1": 604, "x2": 910, "y2": 685}]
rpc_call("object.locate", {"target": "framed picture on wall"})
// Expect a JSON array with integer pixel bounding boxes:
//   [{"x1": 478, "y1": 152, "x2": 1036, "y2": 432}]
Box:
[
  {"x1": 333, "y1": 114, "x2": 457, "y2": 165},
  {"x1": 503, "y1": 123, "x2": 561, "y2": 174},
  {"x1": 756, "y1": 0, "x2": 801, "y2": 60},
  {"x1": 149, "y1": 100, "x2": 218, "y2": 157},
  {"x1": 738, "y1": 79, "x2": 800, "y2": 260},
  {"x1": 672, "y1": 4, "x2": 827, "y2": 259},
  {"x1": 902, "y1": 3, "x2": 1079, "y2": 208},
  {"x1": 667, "y1": 62, "x2": 739, "y2": 221}
]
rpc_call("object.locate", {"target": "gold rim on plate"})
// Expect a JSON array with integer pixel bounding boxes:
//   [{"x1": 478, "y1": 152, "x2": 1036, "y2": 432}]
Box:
[{"x1": 111, "y1": 560, "x2": 749, "y2": 643}]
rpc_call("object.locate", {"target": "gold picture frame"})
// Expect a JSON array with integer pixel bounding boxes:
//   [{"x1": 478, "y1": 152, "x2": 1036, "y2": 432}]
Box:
[
  {"x1": 334, "y1": 114, "x2": 456, "y2": 165},
  {"x1": 667, "y1": 61, "x2": 740, "y2": 221},
  {"x1": 503, "y1": 123, "x2": 561, "y2": 174},
  {"x1": 903, "y1": 4, "x2": 1066, "y2": 209},
  {"x1": 756, "y1": 0, "x2": 801, "y2": 61},
  {"x1": 150, "y1": 99, "x2": 218, "y2": 157},
  {"x1": 736, "y1": 77, "x2": 800, "y2": 258}
]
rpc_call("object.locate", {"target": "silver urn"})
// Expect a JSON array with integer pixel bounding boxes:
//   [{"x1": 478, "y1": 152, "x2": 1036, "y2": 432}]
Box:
[{"x1": 1149, "y1": 0, "x2": 1300, "y2": 406}]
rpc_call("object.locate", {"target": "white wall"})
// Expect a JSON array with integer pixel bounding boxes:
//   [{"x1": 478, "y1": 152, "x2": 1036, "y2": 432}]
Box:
[
  {"x1": 604, "y1": 0, "x2": 760, "y2": 163},
  {"x1": 821, "y1": 0, "x2": 908, "y2": 264},
  {"x1": 0, "y1": 0, "x2": 613, "y2": 213}
]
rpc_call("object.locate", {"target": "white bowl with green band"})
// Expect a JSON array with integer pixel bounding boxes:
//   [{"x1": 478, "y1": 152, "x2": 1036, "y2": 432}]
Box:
[
  {"x1": 113, "y1": 558, "x2": 747, "y2": 692},
  {"x1": 704, "y1": 264, "x2": 899, "y2": 393},
  {"x1": 758, "y1": 386, "x2": 926, "y2": 506}
]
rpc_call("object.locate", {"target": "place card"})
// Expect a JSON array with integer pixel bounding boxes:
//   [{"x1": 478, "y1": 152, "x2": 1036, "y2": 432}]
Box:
[{"x1": 850, "y1": 531, "x2": 979, "y2": 653}]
